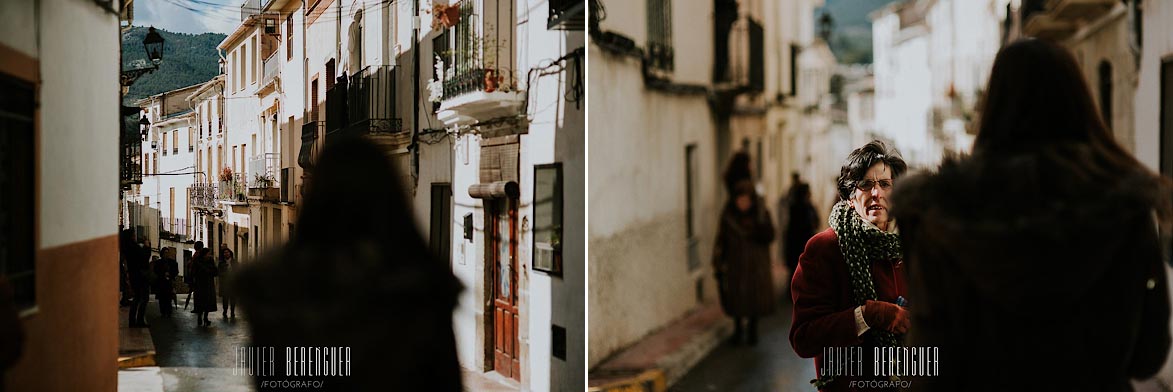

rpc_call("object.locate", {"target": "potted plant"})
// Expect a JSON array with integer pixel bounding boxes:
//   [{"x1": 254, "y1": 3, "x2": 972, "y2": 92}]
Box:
[
  {"x1": 219, "y1": 167, "x2": 233, "y2": 182},
  {"x1": 481, "y1": 27, "x2": 505, "y2": 92}
]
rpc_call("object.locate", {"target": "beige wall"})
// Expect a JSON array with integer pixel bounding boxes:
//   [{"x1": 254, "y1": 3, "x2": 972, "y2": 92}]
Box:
[
  {"x1": 1066, "y1": 6, "x2": 1137, "y2": 153},
  {"x1": 0, "y1": 0, "x2": 120, "y2": 390}
]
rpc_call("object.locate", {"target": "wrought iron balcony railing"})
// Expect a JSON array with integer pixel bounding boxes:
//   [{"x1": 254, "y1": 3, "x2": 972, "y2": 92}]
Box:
[
  {"x1": 248, "y1": 152, "x2": 280, "y2": 189},
  {"x1": 335, "y1": 65, "x2": 403, "y2": 143},
  {"x1": 298, "y1": 120, "x2": 323, "y2": 170},
  {"x1": 190, "y1": 182, "x2": 219, "y2": 210},
  {"x1": 440, "y1": 0, "x2": 517, "y2": 100}
]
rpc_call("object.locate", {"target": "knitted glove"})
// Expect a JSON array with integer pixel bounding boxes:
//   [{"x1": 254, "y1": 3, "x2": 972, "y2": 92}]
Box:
[{"x1": 863, "y1": 299, "x2": 910, "y2": 334}]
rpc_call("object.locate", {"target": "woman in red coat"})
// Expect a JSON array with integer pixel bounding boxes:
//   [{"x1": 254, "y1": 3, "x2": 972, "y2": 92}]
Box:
[{"x1": 789, "y1": 140, "x2": 910, "y2": 391}]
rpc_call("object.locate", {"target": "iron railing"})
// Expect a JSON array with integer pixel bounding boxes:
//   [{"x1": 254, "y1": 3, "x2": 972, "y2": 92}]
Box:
[
  {"x1": 263, "y1": 50, "x2": 280, "y2": 86},
  {"x1": 219, "y1": 173, "x2": 247, "y2": 203},
  {"x1": 248, "y1": 152, "x2": 280, "y2": 188},
  {"x1": 121, "y1": 127, "x2": 143, "y2": 187},
  {"x1": 442, "y1": 0, "x2": 516, "y2": 99},
  {"x1": 190, "y1": 182, "x2": 219, "y2": 210},
  {"x1": 345, "y1": 65, "x2": 402, "y2": 139},
  {"x1": 298, "y1": 120, "x2": 323, "y2": 170},
  {"x1": 728, "y1": 16, "x2": 764, "y2": 92}
]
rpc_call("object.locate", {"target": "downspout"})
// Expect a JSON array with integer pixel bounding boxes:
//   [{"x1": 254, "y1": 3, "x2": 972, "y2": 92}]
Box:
[{"x1": 411, "y1": 0, "x2": 420, "y2": 188}]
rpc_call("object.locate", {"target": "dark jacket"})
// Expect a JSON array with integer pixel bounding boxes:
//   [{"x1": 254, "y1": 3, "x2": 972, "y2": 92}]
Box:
[
  {"x1": 191, "y1": 252, "x2": 219, "y2": 313},
  {"x1": 218, "y1": 254, "x2": 237, "y2": 298},
  {"x1": 152, "y1": 256, "x2": 179, "y2": 299},
  {"x1": 789, "y1": 228, "x2": 906, "y2": 392},
  {"x1": 713, "y1": 198, "x2": 777, "y2": 317},
  {"x1": 892, "y1": 150, "x2": 1171, "y2": 391},
  {"x1": 235, "y1": 241, "x2": 463, "y2": 391},
  {"x1": 785, "y1": 198, "x2": 819, "y2": 272}
]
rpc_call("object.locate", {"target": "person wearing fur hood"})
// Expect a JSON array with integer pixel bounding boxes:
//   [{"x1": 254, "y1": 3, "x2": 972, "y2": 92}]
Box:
[{"x1": 891, "y1": 39, "x2": 1172, "y2": 391}]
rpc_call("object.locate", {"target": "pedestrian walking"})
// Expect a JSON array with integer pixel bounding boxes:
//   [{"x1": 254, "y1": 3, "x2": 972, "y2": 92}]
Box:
[
  {"x1": 891, "y1": 38, "x2": 1173, "y2": 391},
  {"x1": 190, "y1": 241, "x2": 218, "y2": 327},
  {"x1": 784, "y1": 180, "x2": 818, "y2": 275},
  {"x1": 789, "y1": 140, "x2": 909, "y2": 391},
  {"x1": 124, "y1": 230, "x2": 152, "y2": 328},
  {"x1": 218, "y1": 244, "x2": 237, "y2": 320},
  {"x1": 234, "y1": 136, "x2": 463, "y2": 391},
  {"x1": 153, "y1": 247, "x2": 179, "y2": 318},
  {"x1": 713, "y1": 152, "x2": 776, "y2": 346}
]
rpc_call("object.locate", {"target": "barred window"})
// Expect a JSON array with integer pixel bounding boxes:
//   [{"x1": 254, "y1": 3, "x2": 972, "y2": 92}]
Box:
[{"x1": 646, "y1": 0, "x2": 674, "y2": 72}]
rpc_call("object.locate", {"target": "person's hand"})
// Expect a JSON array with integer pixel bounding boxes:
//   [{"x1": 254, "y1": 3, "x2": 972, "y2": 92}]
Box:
[{"x1": 863, "y1": 300, "x2": 910, "y2": 334}]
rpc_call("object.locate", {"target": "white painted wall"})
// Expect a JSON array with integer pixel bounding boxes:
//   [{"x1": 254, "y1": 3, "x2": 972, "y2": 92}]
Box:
[
  {"x1": 32, "y1": 0, "x2": 120, "y2": 248},
  {"x1": 588, "y1": 0, "x2": 721, "y2": 359}
]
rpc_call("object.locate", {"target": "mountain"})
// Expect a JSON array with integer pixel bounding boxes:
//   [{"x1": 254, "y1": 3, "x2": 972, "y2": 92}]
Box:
[
  {"x1": 121, "y1": 26, "x2": 225, "y2": 105},
  {"x1": 816, "y1": 0, "x2": 899, "y2": 64}
]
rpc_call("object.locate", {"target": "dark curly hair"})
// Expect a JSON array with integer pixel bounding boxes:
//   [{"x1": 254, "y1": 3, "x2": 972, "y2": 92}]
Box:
[{"x1": 836, "y1": 140, "x2": 907, "y2": 201}]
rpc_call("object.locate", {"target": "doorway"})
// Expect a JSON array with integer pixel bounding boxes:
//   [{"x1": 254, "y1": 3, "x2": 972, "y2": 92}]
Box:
[{"x1": 488, "y1": 197, "x2": 519, "y2": 381}]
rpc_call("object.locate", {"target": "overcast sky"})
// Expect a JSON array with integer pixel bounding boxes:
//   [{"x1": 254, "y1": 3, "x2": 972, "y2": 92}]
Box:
[{"x1": 135, "y1": 0, "x2": 239, "y2": 35}]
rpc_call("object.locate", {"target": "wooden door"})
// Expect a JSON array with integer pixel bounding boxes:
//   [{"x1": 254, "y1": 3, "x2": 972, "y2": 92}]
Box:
[{"x1": 491, "y1": 198, "x2": 520, "y2": 381}]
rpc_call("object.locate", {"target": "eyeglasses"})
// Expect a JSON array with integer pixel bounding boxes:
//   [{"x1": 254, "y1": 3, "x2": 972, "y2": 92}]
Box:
[{"x1": 855, "y1": 179, "x2": 893, "y2": 192}]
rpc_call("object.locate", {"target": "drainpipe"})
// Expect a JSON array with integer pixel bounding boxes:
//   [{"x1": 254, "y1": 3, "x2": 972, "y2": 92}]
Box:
[{"x1": 411, "y1": 0, "x2": 421, "y2": 188}]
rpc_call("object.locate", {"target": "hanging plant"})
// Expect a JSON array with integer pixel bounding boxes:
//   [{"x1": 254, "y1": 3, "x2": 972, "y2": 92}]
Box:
[
  {"x1": 219, "y1": 167, "x2": 234, "y2": 182},
  {"x1": 431, "y1": 1, "x2": 461, "y2": 31}
]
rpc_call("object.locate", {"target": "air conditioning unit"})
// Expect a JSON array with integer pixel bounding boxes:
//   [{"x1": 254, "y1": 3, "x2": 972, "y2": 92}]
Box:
[{"x1": 264, "y1": 17, "x2": 279, "y2": 35}]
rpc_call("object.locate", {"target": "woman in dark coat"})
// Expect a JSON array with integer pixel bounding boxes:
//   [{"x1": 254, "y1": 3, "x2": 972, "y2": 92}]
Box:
[
  {"x1": 190, "y1": 242, "x2": 218, "y2": 327},
  {"x1": 234, "y1": 136, "x2": 463, "y2": 391},
  {"x1": 714, "y1": 160, "x2": 776, "y2": 346},
  {"x1": 789, "y1": 140, "x2": 910, "y2": 392},
  {"x1": 892, "y1": 39, "x2": 1172, "y2": 391},
  {"x1": 784, "y1": 182, "x2": 818, "y2": 274},
  {"x1": 217, "y1": 246, "x2": 237, "y2": 319},
  {"x1": 152, "y1": 247, "x2": 179, "y2": 318}
]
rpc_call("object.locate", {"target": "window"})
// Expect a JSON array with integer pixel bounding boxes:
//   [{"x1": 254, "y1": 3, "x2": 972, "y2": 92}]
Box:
[
  {"x1": 153, "y1": 153, "x2": 158, "y2": 174},
  {"x1": 685, "y1": 144, "x2": 699, "y2": 270},
  {"x1": 1099, "y1": 60, "x2": 1112, "y2": 131},
  {"x1": 287, "y1": 14, "x2": 294, "y2": 60},
  {"x1": 251, "y1": 36, "x2": 258, "y2": 84},
  {"x1": 0, "y1": 73, "x2": 36, "y2": 310},
  {"x1": 790, "y1": 44, "x2": 799, "y2": 97},
  {"x1": 326, "y1": 59, "x2": 336, "y2": 91},
  {"x1": 646, "y1": 0, "x2": 674, "y2": 72},
  {"x1": 188, "y1": 127, "x2": 193, "y2": 151},
  {"x1": 241, "y1": 144, "x2": 247, "y2": 177},
  {"x1": 310, "y1": 77, "x2": 319, "y2": 121},
  {"x1": 533, "y1": 164, "x2": 563, "y2": 275},
  {"x1": 232, "y1": 145, "x2": 238, "y2": 173},
  {"x1": 172, "y1": 130, "x2": 178, "y2": 154},
  {"x1": 233, "y1": 51, "x2": 240, "y2": 90},
  {"x1": 161, "y1": 132, "x2": 167, "y2": 154}
]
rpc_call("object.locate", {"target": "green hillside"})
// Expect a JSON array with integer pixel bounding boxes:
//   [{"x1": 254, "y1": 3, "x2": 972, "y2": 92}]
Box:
[
  {"x1": 121, "y1": 26, "x2": 225, "y2": 105},
  {"x1": 816, "y1": 0, "x2": 898, "y2": 64}
]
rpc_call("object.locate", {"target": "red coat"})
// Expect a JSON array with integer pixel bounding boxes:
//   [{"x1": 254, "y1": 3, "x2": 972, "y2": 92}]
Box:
[{"x1": 789, "y1": 227, "x2": 906, "y2": 392}]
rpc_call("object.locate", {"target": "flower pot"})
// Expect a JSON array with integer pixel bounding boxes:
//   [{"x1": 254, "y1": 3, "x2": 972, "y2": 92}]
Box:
[{"x1": 484, "y1": 69, "x2": 498, "y2": 93}]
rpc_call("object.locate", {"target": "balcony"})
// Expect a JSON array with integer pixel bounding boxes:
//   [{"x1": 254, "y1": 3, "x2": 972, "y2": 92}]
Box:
[
  {"x1": 120, "y1": 127, "x2": 142, "y2": 189},
  {"x1": 248, "y1": 152, "x2": 280, "y2": 201},
  {"x1": 298, "y1": 120, "x2": 323, "y2": 170},
  {"x1": 1048, "y1": 0, "x2": 1116, "y2": 21},
  {"x1": 261, "y1": 50, "x2": 281, "y2": 91},
  {"x1": 436, "y1": 0, "x2": 524, "y2": 128},
  {"x1": 1023, "y1": 12, "x2": 1076, "y2": 40},
  {"x1": 190, "y1": 182, "x2": 220, "y2": 211},
  {"x1": 547, "y1": 0, "x2": 584, "y2": 30},
  {"x1": 241, "y1": 0, "x2": 261, "y2": 21},
  {"x1": 219, "y1": 173, "x2": 248, "y2": 204},
  {"x1": 721, "y1": 16, "x2": 764, "y2": 93},
  {"x1": 326, "y1": 66, "x2": 407, "y2": 145}
]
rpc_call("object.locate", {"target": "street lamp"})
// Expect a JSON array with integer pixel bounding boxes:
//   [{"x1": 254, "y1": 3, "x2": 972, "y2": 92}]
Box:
[
  {"x1": 144, "y1": 27, "x2": 165, "y2": 65},
  {"x1": 122, "y1": 26, "x2": 166, "y2": 88},
  {"x1": 139, "y1": 112, "x2": 151, "y2": 141},
  {"x1": 819, "y1": 12, "x2": 834, "y2": 43}
]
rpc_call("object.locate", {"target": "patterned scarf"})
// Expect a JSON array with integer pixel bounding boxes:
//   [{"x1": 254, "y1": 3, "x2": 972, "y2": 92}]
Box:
[{"x1": 828, "y1": 200, "x2": 902, "y2": 348}]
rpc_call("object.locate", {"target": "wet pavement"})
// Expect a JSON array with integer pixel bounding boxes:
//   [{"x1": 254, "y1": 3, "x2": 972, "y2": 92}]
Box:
[
  {"x1": 670, "y1": 294, "x2": 815, "y2": 392},
  {"x1": 119, "y1": 293, "x2": 254, "y2": 391}
]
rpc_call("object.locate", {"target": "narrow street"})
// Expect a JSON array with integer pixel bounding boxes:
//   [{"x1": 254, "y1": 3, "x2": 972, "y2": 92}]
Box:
[
  {"x1": 670, "y1": 295, "x2": 814, "y2": 392},
  {"x1": 120, "y1": 295, "x2": 253, "y2": 392}
]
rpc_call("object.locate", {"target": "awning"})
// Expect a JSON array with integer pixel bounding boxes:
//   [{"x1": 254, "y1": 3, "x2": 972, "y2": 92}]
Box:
[{"x1": 468, "y1": 181, "x2": 519, "y2": 200}]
